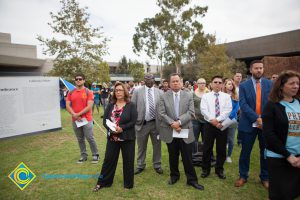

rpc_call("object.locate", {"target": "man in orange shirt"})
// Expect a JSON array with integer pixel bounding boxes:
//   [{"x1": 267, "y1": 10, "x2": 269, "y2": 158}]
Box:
[{"x1": 66, "y1": 73, "x2": 99, "y2": 164}]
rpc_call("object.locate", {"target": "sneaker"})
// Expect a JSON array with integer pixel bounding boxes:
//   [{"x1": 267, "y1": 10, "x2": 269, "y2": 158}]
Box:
[
  {"x1": 91, "y1": 155, "x2": 100, "y2": 164},
  {"x1": 77, "y1": 157, "x2": 87, "y2": 164},
  {"x1": 226, "y1": 157, "x2": 232, "y2": 163}
]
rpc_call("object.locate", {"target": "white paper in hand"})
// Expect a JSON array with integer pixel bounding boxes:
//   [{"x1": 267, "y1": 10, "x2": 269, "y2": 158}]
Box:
[
  {"x1": 106, "y1": 119, "x2": 116, "y2": 132},
  {"x1": 75, "y1": 118, "x2": 88, "y2": 128},
  {"x1": 172, "y1": 129, "x2": 189, "y2": 138}
]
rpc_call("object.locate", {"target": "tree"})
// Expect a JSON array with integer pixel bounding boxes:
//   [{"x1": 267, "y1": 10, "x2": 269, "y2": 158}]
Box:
[
  {"x1": 116, "y1": 56, "x2": 129, "y2": 74},
  {"x1": 128, "y1": 61, "x2": 145, "y2": 82},
  {"x1": 197, "y1": 44, "x2": 246, "y2": 82},
  {"x1": 37, "y1": 0, "x2": 109, "y2": 83},
  {"x1": 133, "y1": 0, "x2": 211, "y2": 76}
]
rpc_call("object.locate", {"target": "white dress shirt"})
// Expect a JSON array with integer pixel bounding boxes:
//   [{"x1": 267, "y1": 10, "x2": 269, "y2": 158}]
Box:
[
  {"x1": 200, "y1": 91, "x2": 232, "y2": 122},
  {"x1": 145, "y1": 86, "x2": 156, "y2": 121}
]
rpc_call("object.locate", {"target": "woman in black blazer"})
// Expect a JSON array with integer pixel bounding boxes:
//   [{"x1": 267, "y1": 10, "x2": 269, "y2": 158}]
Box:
[
  {"x1": 262, "y1": 70, "x2": 300, "y2": 200},
  {"x1": 93, "y1": 82, "x2": 137, "y2": 191}
]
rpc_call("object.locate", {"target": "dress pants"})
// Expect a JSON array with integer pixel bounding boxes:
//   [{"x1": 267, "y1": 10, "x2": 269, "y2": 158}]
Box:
[
  {"x1": 202, "y1": 123, "x2": 228, "y2": 173},
  {"x1": 167, "y1": 138, "x2": 198, "y2": 184},
  {"x1": 97, "y1": 139, "x2": 135, "y2": 188},
  {"x1": 238, "y1": 129, "x2": 268, "y2": 181}
]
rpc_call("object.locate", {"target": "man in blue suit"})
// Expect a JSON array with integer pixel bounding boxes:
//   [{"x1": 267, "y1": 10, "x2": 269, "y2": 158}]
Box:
[{"x1": 235, "y1": 60, "x2": 272, "y2": 189}]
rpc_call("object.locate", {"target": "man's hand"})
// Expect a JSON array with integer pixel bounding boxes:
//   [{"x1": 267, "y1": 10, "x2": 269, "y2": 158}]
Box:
[
  {"x1": 171, "y1": 121, "x2": 181, "y2": 129},
  {"x1": 256, "y1": 117, "x2": 263, "y2": 129},
  {"x1": 72, "y1": 113, "x2": 81, "y2": 120},
  {"x1": 216, "y1": 123, "x2": 223, "y2": 129},
  {"x1": 175, "y1": 127, "x2": 181, "y2": 133},
  {"x1": 210, "y1": 119, "x2": 219, "y2": 127}
]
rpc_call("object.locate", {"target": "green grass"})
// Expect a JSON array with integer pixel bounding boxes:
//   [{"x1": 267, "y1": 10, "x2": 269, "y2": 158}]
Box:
[{"x1": 0, "y1": 108, "x2": 269, "y2": 199}]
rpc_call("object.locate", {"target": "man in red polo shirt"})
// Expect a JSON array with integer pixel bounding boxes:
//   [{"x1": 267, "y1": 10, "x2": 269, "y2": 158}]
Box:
[{"x1": 66, "y1": 73, "x2": 99, "y2": 164}]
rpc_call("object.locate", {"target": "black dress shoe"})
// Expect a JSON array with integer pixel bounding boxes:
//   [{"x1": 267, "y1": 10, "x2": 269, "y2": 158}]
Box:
[
  {"x1": 201, "y1": 171, "x2": 210, "y2": 178},
  {"x1": 187, "y1": 182, "x2": 204, "y2": 190},
  {"x1": 134, "y1": 168, "x2": 144, "y2": 175},
  {"x1": 168, "y1": 178, "x2": 179, "y2": 185},
  {"x1": 215, "y1": 172, "x2": 226, "y2": 179},
  {"x1": 154, "y1": 167, "x2": 163, "y2": 175}
]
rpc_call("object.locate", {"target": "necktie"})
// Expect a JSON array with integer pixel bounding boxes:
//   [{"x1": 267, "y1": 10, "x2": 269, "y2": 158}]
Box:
[
  {"x1": 148, "y1": 88, "x2": 155, "y2": 119},
  {"x1": 256, "y1": 80, "x2": 261, "y2": 116},
  {"x1": 215, "y1": 93, "x2": 220, "y2": 118},
  {"x1": 174, "y1": 93, "x2": 179, "y2": 118}
]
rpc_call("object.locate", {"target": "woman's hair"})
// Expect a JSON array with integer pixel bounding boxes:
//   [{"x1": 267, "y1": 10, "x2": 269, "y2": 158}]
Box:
[
  {"x1": 269, "y1": 70, "x2": 300, "y2": 102},
  {"x1": 111, "y1": 82, "x2": 130, "y2": 103},
  {"x1": 223, "y1": 78, "x2": 238, "y2": 100}
]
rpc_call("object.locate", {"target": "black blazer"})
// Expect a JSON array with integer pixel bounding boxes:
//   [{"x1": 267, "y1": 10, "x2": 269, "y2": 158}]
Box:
[
  {"x1": 262, "y1": 99, "x2": 300, "y2": 158},
  {"x1": 103, "y1": 102, "x2": 137, "y2": 141}
]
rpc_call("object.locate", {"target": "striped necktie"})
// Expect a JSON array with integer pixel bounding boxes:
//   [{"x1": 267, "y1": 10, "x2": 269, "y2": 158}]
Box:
[
  {"x1": 148, "y1": 88, "x2": 155, "y2": 120},
  {"x1": 215, "y1": 93, "x2": 220, "y2": 118}
]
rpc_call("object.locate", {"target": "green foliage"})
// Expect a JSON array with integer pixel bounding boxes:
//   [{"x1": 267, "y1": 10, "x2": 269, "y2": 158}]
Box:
[
  {"x1": 133, "y1": 0, "x2": 212, "y2": 77},
  {"x1": 128, "y1": 61, "x2": 145, "y2": 82},
  {"x1": 116, "y1": 55, "x2": 129, "y2": 74},
  {"x1": 37, "y1": 0, "x2": 109, "y2": 82},
  {"x1": 197, "y1": 44, "x2": 246, "y2": 82}
]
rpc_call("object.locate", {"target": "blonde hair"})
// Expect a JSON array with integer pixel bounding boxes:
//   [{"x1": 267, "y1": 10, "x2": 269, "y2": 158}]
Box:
[{"x1": 223, "y1": 79, "x2": 238, "y2": 100}]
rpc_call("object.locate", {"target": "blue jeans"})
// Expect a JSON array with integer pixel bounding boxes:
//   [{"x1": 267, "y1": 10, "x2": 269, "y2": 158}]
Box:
[
  {"x1": 192, "y1": 120, "x2": 205, "y2": 153},
  {"x1": 227, "y1": 127, "x2": 235, "y2": 157},
  {"x1": 238, "y1": 129, "x2": 268, "y2": 181}
]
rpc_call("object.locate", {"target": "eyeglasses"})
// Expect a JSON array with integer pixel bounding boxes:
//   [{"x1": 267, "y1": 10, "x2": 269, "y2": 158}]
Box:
[
  {"x1": 198, "y1": 82, "x2": 206, "y2": 84},
  {"x1": 213, "y1": 81, "x2": 223, "y2": 84},
  {"x1": 115, "y1": 89, "x2": 124, "y2": 92},
  {"x1": 75, "y1": 78, "x2": 83, "y2": 81}
]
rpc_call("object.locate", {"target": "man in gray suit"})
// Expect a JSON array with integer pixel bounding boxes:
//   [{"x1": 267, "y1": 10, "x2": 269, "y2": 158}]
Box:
[
  {"x1": 158, "y1": 73, "x2": 204, "y2": 190},
  {"x1": 131, "y1": 74, "x2": 163, "y2": 175}
]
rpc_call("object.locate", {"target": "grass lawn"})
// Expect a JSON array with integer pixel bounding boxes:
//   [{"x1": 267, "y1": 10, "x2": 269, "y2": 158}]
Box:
[{"x1": 0, "y1": 108, "x2": 269, "y2": 199}]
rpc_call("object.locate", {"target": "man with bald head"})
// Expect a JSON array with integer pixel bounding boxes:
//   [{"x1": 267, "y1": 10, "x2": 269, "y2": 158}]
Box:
[{"x1": 131, "y1": 74, "x2": 163, "y2": 175}]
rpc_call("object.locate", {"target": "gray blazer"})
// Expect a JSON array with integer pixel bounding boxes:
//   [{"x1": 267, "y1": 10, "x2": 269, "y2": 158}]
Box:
[
  {"x1": 131, "y1": 86, "x2": 162, "y2": 132},
  {"x1": 158, "y1": 89, "x2": 195, "y2": 144}
]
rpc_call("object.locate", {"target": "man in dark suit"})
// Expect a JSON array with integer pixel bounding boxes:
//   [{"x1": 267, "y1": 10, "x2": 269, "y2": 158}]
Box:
[
  {"x1": 235, "y1": 60, "x2": 272, "y2": 189},
  {"x1": 158, "y1": 73, "x2": 204, "y2": 190},
  {"x1": 131, "y1": 74, "x2": 163, "y2": 175}
]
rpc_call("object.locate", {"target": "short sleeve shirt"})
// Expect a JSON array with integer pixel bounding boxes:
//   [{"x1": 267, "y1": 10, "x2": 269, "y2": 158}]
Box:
[{"x1": 67, "y1": 88, "x2": 94, "y2": 122}]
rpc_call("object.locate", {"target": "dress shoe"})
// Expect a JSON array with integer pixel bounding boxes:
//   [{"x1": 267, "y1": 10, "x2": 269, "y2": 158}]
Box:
[
  {"x1": 168, "y1": 178, "x2": 179, "y2": 185},
  {"x1": 215, "y1": 172, "x2": 226, "y2": 179},
  {"x1": 154, "y1": 167, "x2": 163, "y2": 175},
  {"x1": 234, "y1": 178, "x2": 247, "y2": 187},
  {"x1": 187, "y1": 182, "x2": 204, "y2": 190},
  {"x1": 201, "y1": 171, "x2": 210, "y2": 178},
  {"x1": 134, "y1": 168, "x2": 144, "y2": 175},
  {"x1": 261, "y1": 181, "x2": 269, "y2": 189}
]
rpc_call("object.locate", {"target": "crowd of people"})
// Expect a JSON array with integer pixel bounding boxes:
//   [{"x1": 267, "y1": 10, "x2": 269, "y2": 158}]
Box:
[{"x1": 65, "y1": 60, "x2": 299, "y2": 199}]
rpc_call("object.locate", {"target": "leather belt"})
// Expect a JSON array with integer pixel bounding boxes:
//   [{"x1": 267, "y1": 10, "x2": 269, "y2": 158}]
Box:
[{"x1": 143, "y1": 119, "x2": 155, "y2": 125}]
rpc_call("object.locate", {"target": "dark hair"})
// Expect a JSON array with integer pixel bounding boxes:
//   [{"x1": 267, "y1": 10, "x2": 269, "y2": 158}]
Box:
[
  {"x1": 170, "y1": 73, "x2": 181, "y2": 80},
  {"x1": 211, "y1": 75, "x2": 223, "y2": 82},
  {"x1": 74, "y1": 73, "x2": 85, "y2": 80},
  {"x1": 163, "y1": 79, "x2": 169, "y2": 83},
  {"x1": 269, "y1": 70, "x2": 300, "y2": 103},
  {"x1": 111, "y1": 82, "x2": 130, "y2": 103},
  {"x1": 250, "y1": 60, "x2": 263, "y2": 68}
]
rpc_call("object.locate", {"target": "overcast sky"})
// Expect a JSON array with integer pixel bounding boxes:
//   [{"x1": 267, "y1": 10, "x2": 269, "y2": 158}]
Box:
[{"x1": 0, "y1": 0, "x2": 299, "y2": 65}]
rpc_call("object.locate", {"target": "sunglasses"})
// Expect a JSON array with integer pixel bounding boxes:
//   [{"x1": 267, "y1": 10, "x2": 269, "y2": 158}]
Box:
[
  {"x1": 75, "y1": 78, "x2": 83, "y2": 81},
  {"x1": 213, "y1": 81, "x2": 223, "y2": 84},
  {"x1": 198, "y1": 82, "x2": 206, "y2": 84},
  {"x1": 115, "y1": 89, "x2": 124, "y2": 92}
]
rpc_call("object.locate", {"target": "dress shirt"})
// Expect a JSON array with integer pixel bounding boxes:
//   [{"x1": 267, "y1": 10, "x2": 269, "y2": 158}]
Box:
[
  {"x1": 200, "y1": 91, "x2": 232, "y2": 122},
  {"x1": 251, "y1": 76, "x2": 262, "y2": 94}
]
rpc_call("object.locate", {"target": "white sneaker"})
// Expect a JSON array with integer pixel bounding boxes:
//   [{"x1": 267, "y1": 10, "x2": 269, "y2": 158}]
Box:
[
  {"x1": 226, "y1": 157, "x2": 232, "y2": 163},
  {"x1": 91, "y1": 155, "x2": 100, "y2": 164}
]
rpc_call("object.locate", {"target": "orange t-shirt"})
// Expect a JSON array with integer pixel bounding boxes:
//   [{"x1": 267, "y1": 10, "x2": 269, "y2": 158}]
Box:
[{"x1": 67, "y1": 88, "x2": 94, "y2": 122}]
